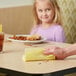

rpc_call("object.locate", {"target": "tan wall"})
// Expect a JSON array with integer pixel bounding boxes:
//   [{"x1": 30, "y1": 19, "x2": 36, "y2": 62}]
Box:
[{"x1": 0, "y1": 5, "x2": 33, "y2": 34}]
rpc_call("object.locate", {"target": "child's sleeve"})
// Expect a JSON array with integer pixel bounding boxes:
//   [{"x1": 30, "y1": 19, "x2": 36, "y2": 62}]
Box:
[
  {"x1": 30, "y1": 26, "x2": 38, "y2": 35},
  {"x1": 54, "y1": 26, "x2": 65, "y2": 42}
]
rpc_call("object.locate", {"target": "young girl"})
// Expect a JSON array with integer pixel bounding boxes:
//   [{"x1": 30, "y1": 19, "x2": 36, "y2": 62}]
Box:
[{"x1": 30, "y1": 0, "x2": 65, "y2": 42}]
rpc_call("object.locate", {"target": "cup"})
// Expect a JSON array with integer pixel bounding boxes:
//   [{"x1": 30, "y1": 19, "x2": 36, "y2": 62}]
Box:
[{"x1": 0, "y1": 32, "x2": 4, "y2": 53}]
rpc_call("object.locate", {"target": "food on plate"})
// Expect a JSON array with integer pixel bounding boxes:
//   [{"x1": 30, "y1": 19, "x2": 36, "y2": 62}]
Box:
[
  {"x1": 27, "y1": 35, "x2": 41, "y2": 40},
  {"x1": 9, "y1": 35, "x2": 42, "y2": 41},
  {"x1": 9, "y1": 35, "x2": 27, "y2": 40},
  {"x1": 23, "y1": 47, "x2": 55, "y2": 62}
]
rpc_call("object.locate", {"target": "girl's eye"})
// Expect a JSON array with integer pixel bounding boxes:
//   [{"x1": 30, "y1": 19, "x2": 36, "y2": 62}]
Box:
[
  {"x1": 46, "y1": 8, "x2": 51, "y2": 11},
  {"x1": 38, "y1": 9, "x2": 42, "y2": 12}
]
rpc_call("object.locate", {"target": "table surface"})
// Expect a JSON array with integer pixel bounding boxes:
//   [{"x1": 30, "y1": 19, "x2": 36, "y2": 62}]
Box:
[{"x1": 0, "y1": 34, "x2": 76, "y2": 74}]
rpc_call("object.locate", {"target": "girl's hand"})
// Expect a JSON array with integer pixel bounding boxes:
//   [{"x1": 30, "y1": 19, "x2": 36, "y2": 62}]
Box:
[{"x1": 43, "y1": 46, "x2": 67, "y2": 60}]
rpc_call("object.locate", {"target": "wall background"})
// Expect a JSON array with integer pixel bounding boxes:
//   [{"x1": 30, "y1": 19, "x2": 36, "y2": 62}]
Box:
[
  {"x1": 0, "y1": 0, "x2": 34, "y2": 34},
  {"x1": 0, "y1": 6, "x2": 33, "y2": 34},
  {"x1": 0, "y1": 0, "x2": 33, "y2": 8}
]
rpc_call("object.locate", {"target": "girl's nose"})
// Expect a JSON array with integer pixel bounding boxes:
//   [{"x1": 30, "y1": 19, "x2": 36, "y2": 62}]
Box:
[{"x1": 42, "y1": 11, "x2": 47, "y2": 16}]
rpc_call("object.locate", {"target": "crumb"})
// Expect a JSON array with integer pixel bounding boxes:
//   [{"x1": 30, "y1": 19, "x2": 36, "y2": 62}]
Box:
[{"x1": 38, "y1": 63, "x2": 41, "y2": 65}]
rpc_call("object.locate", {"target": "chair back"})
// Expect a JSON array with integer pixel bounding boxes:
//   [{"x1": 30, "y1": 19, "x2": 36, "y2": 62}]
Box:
[{"x1": 57, "y1": 0, "x2": 76, "y2": 43}]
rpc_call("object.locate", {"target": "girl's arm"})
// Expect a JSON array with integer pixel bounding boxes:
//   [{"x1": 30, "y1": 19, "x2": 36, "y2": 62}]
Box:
[
  {"x1": 54, "y1": 25, "x2": 65, "y2": 42},
  {"x1": 30, "y1": 26, "x2": 38, "y2": 35}
]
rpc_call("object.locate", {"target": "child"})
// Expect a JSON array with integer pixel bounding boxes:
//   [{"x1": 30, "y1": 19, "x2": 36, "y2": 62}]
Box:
[
  {"x1": 30, "y1": 0, "x2": 65, "y2": 42},
  {"x1": 43, "y1": 43, "x2": 76, "y2": 59}
]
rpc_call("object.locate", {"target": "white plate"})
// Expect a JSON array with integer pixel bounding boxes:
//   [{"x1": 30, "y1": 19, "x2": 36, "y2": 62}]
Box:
[{"x1": 7, "y1": 35, "x2": 46, "y2": 44}]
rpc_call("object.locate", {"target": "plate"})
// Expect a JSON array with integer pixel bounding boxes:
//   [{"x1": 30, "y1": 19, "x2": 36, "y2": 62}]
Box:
[{"x1": 7, "y1": 35, "x2": 46, "y2": 44}]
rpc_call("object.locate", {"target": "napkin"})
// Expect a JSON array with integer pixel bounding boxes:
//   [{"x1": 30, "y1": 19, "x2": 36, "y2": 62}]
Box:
[{"x1": 23, "y1": 47, "x2": 55, "y2": 61}]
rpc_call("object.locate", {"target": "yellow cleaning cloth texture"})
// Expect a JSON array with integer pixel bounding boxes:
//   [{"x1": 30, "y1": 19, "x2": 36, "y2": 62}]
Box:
[{"x1": 23, "y1": 47, "x2": 55, "y2": 61}]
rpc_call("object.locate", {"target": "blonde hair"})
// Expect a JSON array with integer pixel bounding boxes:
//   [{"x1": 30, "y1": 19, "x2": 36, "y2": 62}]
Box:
[{"x1": 33, "y1": 0, "x2": 62, "y2": 26}]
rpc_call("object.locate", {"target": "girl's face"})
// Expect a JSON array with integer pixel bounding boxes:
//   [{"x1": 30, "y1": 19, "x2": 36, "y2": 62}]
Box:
[{"x1": 36, "y1": 0, "x2": 54, "y2": 24}]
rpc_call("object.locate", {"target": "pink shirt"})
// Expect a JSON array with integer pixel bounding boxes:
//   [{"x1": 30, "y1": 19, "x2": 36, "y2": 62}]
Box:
[{"x1": 30, "y1": 24, "x2": 65, "y2": 42}]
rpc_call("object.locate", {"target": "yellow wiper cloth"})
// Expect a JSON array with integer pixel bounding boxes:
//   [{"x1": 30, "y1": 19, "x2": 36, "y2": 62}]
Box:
[{"x1": 23, "y1": 47, "x2": 55, "y2": 61}]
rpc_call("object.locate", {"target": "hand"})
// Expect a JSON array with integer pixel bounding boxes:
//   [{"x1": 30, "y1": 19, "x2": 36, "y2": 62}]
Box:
[{"x1": 43, "y1": 46, "x2": 66, "y2": 60}]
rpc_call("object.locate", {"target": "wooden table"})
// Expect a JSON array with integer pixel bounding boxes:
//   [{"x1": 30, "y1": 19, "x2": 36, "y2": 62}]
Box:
[{"x1": 0, "y1": 34, "x2": 76, "y2": 76}]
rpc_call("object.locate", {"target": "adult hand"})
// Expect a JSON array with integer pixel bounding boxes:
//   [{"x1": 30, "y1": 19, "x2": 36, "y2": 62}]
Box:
[{"x1": 43, "y1": 46, "x2": 67, "y2": 60}]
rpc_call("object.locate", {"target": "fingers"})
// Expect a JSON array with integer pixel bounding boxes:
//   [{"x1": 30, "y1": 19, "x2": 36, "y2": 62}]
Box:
[
  {"x1": 43, "y1": 46, "x2": 65, "y2": 60},
  {"x1": 43, "y1": 46, "x2": 58, "y2": 55},
  {"x1": 43, "y1": 50, "x2": 53, "y2": 55}
]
